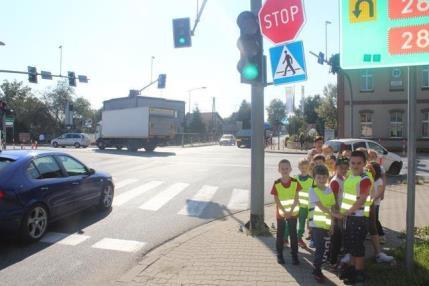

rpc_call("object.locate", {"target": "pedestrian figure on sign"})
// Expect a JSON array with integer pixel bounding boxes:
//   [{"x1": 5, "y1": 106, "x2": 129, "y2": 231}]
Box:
[{"x1": 283, "y1": 50, "x2": 296, "y2": 76}]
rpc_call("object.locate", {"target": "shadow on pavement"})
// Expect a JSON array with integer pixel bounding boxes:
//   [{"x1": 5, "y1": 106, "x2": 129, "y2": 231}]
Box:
[
  {"x1": 93, "y1": 149, "x2": 176, "y2": 157},
  {"x1": 0, "y1": 207, "x2": 111, "y2": 271}
]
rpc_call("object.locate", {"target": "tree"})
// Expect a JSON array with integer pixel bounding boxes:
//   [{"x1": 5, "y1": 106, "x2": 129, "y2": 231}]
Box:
[
  {"x1": 189, "y1": 107, "x2": 206, "y2": 133},
  {"x1": 287, "y1": 115, "x2": 306, "y2": 136},
  {"x1": 237, "y1": 100, "x2": 251, "y2": 129},
  {"x1": 42, "y1": 80, "x2": 74, "y2": 127},
  {"x1": 316, "y1": 84, "x2": 337, "y2": 130},
  {"x1": 266, "y1": 99, "x2": 286, "y2": 131},
  {"x1": 301, "y1": 95, "x2": 323, "y2": 135}
]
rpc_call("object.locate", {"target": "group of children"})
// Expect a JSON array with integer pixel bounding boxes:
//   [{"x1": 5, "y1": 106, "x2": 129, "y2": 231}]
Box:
[{"x1": 272, "y1": 136, "x2": 393, "y2": 284}]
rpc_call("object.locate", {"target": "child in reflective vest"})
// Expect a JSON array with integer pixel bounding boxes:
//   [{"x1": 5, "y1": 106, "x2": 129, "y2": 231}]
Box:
[
  {"x1": 271, "y1": 159, "x2": 302, "y2": 265},
  {"x1": 308, "y1": 164, "x2": 340, "y2": 283}
]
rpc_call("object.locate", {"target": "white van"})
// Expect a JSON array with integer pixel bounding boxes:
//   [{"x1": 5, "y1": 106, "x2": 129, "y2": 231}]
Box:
[{"x1": 51, "y1": 133, "x2": 91, "y2": 148}]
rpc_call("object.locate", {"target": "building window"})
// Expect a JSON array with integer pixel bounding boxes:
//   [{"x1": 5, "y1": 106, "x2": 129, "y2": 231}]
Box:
[
  {"x1": 390, "y1": 111, "x2": 404, "y2": 138},
  {"x1": 360, "y1": 112, "x2": 373, "y2": 138},
  {"x1": 422, "y1": 66, "x2": 429, "y2": 88},
  {"x1": 423, "y1": 111, "x2": 429, "y2": 138},
  {"x1": 361, "y1": 70, "x2": 374, "y2": 92}
]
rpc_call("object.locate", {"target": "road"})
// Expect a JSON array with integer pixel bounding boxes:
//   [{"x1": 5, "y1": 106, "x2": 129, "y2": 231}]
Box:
[{"x1": 0, "y1": 145, "x2": 307, "y2": 286}]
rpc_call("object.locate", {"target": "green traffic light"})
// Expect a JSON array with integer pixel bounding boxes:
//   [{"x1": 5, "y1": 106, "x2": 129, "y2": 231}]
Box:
[
  {"x1": 179, "y1": 37, "x2": 186, "y2": 45},
  {"x1": 242, "y1": 64, "x2": 259, "y2": 80}
]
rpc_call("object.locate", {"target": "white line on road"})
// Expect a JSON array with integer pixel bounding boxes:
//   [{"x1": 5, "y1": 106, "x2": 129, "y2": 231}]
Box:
[
  {"x1": 92, "y1": 238, "x2": 146, "y2": 252},
  {"x1": 40, "y1": 232, "x2": 90, "y2": 246},
  {"x1": 226, "y1": 188, "x2": 250, "y2": 210},
  {"x1": 139, "y1": 183, "x2": 190, "y2": 211},
  {"x1": 114, "y1": 178, "x2": 139, "y2": 189},
  {"x1": 178, "y1": 185, "x2": 218, "y2": 217},
  {"x1": 112, "y1": 181, "x2": 163, "y2": 206}
]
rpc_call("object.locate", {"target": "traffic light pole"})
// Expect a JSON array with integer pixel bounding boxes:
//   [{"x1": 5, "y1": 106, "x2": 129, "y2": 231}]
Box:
[{"x1": 247, "y1": 0, "x2": 267, "y2": 235}]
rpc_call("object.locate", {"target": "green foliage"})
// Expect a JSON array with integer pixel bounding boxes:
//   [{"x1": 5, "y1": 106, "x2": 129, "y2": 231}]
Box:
[
  {"x1": 189, "y1": 107, "x2": 206, "y2": 133},
  {"x1": 316, "y1": 84, "x2": 337, "y2": 130},
  {"x1": 237, "y1": 100, "x2": 251, "y2": 129},
  {"x1": 286, "y1": 115, "x2": 306, "y2": 136},
  {"x1": 266, "y1": 99, "x2": 286, "y2": 129},
  {"x1": 301, "y1": 95, "x2": 324, "y2": 135}
]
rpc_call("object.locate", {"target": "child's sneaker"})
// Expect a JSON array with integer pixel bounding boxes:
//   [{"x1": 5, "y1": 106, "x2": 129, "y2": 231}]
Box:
[
  {"x1": 283, "y1": 239, "x2": 289, "y2": 247},
  {"x1": 340, "y1": 253, "x2": 351, "y2": 264},
  {"x1": 376, "y1": 252, "x2": 394, "y2": 263},
  {"x1": 277, "y1": 255, "x2": 285, "y2": 265},
  {"x1": 312, "y1": 269, "x2": 326, "y2": 283},
  {"x1": 298, "y1": 239, "x2": 307, "y2": 248}
]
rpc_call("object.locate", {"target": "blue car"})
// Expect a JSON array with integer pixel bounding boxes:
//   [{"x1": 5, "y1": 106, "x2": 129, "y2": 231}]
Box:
[{"x1": 0, "y1": 150, "x2": 114, "y2": 242}]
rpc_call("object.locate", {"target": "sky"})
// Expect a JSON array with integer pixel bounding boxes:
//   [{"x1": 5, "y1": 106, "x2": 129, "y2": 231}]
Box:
[{"x1": 0, "y1": 0, "x2": 339, "y2": 118}]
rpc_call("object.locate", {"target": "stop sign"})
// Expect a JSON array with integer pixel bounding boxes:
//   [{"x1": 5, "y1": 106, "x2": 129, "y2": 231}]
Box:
[{"x1": 258, "y1": 0, "x2": 306, "y2": 44}]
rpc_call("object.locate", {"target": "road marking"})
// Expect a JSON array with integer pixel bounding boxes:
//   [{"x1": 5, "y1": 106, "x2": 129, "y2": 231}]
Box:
[
  {"x1": 40, "y1": 232, "x2": 90, "y2": 246},
  {"x1": 178, "y1": 185, "x2": 218, "y2": 217},
  {"x1": 227, "y1": 188, "x2": 250, "y2": 210},
  {"x1": 114, "y1": 178, "x2": 139, "y2": 189},
  {"x1": 92, "y1": 238, "x2": 146, "y2": 252},
  {"x1": 139, "y1": 183, "x2": 189, "y2": 211},
  {"x1": 112, "y1": 181, "x2": 163, "y2": 206}
]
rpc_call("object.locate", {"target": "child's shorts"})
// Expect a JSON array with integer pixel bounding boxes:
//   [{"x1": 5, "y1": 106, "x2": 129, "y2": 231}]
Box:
[{"x1": 344, "y1": 216, "x2": 369, "y2": 257}]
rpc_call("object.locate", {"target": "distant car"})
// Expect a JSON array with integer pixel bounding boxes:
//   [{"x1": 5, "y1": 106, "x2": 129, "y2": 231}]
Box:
[
  {"x1": 326, "y1": 138, "x2": 403, "y2": 175},
  {"x1": 51, "y1": 133, "x2": 91, "y2": 148},
  {"x1": 0, "y1": 150, "x2": 114, "y2": 242},
  {"x1": 219, "y1": 134, "x2": 236, "y2": 146}
]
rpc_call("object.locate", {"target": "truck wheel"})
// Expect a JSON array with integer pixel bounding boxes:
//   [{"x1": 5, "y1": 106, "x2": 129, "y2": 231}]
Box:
[
  {"x1": 97, "y1": 140, "x2": 106, "y2": 150},
  {"x1": 116, "y1": 146, "x2": 123, "y2": 150},
  {"x1": 144, "y1": 145, "x2": 156, "y2": 152}
]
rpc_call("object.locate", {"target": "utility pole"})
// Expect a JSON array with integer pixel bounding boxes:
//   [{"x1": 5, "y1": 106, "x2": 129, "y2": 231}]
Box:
[
  {"x1": 150, "y1": 56, "x2": 155, "y2": 82},
  {"x1": 406, "y1": 66, "x2": 417, "y2": 270},
  {"x1": 59, "y1": 45, "x2": 63, "y2": 76},
  {"x1": 248, "y1": 0, "x2": 266, "y2": 234}
]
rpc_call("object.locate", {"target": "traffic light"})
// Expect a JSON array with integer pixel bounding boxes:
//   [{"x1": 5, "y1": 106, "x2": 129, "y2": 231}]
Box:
[
  {"x1": 158, "y1": 74, "x2": 166, "y2": 89},
  {"x1": 173, "y1": 18, "x2": 192, "y2": 48},
  {"x1": 236, "y1": 11, "x2": 264, "y2": 85},
  {"x1": 27, "y1": 66, "x2": 38, "y2": 83},
  {"x1": 317, "y1": 52, "x2": 325, "y2": 65},
  {"x1": 329, "y1": 54, "x2": 340, "y2": 74},
  {"x1": 68, "y1": 71, "x2": 76, "y2": 87}
]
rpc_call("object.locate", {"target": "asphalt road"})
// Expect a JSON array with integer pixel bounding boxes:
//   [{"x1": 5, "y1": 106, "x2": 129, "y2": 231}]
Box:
[{"x1": 0, "y1": 145, "x2": 308, "y2": 286}]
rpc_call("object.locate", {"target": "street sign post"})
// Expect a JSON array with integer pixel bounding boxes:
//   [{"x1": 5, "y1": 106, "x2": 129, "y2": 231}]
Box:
[
  {"x1": 269, "y1": 41, "x2": 307, "y2": 85},
  {"x1": 340, "y1": 0, "x2": 429, "y2": 69},
  {"x1": 5, "y1": 117, "x2": 14, "y2": 127},
  {"x1": 258, "y1": 0, "x2": 306, "y2": 44}
]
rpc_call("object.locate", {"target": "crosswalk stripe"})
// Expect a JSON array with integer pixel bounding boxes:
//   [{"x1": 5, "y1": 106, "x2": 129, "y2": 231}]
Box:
[
  {"x1": 227, "y1": 188, "x2": 250, "y2": 210},
  {"x1": 114, "y1": 178, "x2": 139, "y2": 189},
  {"x1": 112, "y1": 181, "x2": 163, "y2": 206},
  {"x1": 178, "y1": 185, "x2": 218, "y2": 217},
  {"x1": 139, "y1": 183, "x2": 189, "y2": 211},
  {"x1": 40, "y1": 232, "x2": 90, "y2": 246},
  {"x1": 92, "y1": 238, "x2": 146, "y2": 252}
]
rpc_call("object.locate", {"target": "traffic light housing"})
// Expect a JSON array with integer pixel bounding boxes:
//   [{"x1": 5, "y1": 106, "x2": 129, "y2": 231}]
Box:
[
  {"x1": 236, "y1": 11, "x2": 264, "y2": 85},
  {"x1": 317, "y1": 52, "x2": 325, "y2": 65},
  {"x1": 158, "y1": 74, "x2": 167, "y2": 89},
  {"x1": 68, "y1": 71, "x2": 76, "y2": 87},
  {"x1": 329, "y1": 54, "x2": 340, "y2": 74},
  {"x1": 28, "y1": 66, "x2": 38, "y2": 83},
  {"x1": 173, "y1": 18, "x2": 192, "y2": 48}
]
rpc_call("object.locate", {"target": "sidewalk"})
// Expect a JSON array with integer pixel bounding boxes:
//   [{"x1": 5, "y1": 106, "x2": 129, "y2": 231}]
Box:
[
  {"x1": 265, "y1": 147, "x2": 308, "y2": 155},
  {"x1": 115, "y1": 184, "x2": 428, "y2": 286}
]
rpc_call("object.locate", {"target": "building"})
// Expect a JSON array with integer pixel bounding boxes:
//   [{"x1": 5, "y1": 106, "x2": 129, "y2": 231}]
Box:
[
  {"x1": 337, "y1": 66, "x2": 429, "y2": 151},
  {"x1": 199, "y1": 112, "x2": 224, "y2": 134}
]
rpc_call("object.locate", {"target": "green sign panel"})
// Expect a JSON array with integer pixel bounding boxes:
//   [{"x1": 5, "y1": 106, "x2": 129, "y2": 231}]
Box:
[
  {"x1": 340, "y1": 0, "x2": 429, "y2": 69},
  {"x1": 5, "y1": 116, "x2": 14, "y2": 127}
]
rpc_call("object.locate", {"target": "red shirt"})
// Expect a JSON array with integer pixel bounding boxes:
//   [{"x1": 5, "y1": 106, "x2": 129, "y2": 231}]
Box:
[
  {"x1": 359, "y1": 178, "x2": 371, "y2": 196},
  {"x1": 271, "y1": 178, "x2": 302, "y2": 219},
  {"x1": 330, "y1": 180, "x2": 340, "y2": 195}
]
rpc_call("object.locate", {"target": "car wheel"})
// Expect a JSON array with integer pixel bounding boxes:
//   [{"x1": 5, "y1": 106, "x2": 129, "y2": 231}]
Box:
[
  {"x1": 97, "y1": 140, "x2": 106, "y2": 150},
  {"x1": 52, "y1": 142, "x2": 58, "y2": 148},
  {"x1": 20, "y1": 204, "x2": 49, "y2": 242},
  {"x1": 144, "y1": 144, "x2": 156, "y2": 152},
  {"x1": 74, "y1": 142, "x2": 81, "y2": 148},
  {"x1": 98, "y1": 184, "x2": 114, "y2": 211},
  {"x1": 388, "y1": 162, "x2": 402, "y2": 175}
]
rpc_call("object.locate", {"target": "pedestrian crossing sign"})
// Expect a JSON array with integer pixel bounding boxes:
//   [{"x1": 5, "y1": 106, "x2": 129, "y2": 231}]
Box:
[{"x1": 269, "y1": 41, "x2": 307, "y2": 86}]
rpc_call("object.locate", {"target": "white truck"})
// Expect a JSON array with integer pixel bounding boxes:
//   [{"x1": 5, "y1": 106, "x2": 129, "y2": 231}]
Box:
[{"x1": 96, "y1": 106, "x2": 177, "y2": 152}]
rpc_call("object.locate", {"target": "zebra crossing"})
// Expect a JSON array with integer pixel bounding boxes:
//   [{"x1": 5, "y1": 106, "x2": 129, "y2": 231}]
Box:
[{"x1": 37, "y1": 178, "x2": 253, "y2": 253}]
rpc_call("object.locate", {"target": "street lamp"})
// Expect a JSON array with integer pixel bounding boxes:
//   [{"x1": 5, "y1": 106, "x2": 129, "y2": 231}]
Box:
[
  {"x1": 325, "y1": 21, "x2": 332, "y2": 59},
  {"x1": 150, "y1": 56, "x2": 155, "y2": 82},
  {"x1": 187, "y1": 86, "x2": 207, "y2": 114}
]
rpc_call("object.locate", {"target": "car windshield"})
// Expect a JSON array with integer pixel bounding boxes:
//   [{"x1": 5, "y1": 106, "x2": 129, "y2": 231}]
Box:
[
  {"x1": 222, "y1": 135, "x2": 233, "y2": 139},
  {"x1": 0, "y1": 157, "x2": 15, "y2": 171}
]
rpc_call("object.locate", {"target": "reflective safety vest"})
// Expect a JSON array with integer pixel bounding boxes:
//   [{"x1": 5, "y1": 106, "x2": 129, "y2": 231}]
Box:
[
  {"x1": 275, "y1": 179, "x2": 299, "y2": 216},
  {"x1": 340, "y1": 174, "x2": 372, "y2": 217},
  {"x1": 295, "y1": 175, "x2": 313, "y2": 208},
  {"x1": 308, "y1": 187, "x2": 336, "y2": 230}
]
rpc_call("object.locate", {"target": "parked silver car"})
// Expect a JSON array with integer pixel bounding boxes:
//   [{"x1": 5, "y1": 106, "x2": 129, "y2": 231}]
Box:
[{"x1": 51, "y1": 133, "x2": 91, "y2": 148}]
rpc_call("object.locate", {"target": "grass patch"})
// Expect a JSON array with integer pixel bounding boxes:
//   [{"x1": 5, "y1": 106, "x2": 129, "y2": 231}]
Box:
[{"x1": 366, "y1": 226, "x2": 429, "y2": 286}]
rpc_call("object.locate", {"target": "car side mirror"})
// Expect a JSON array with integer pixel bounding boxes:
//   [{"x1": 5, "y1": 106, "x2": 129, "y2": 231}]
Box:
[
  {"x1": 88, "y1": 168, "x2": 96, "y2": 175},
  {"x1": 383, "y1": 150, "x2": 388, "y2": 155}
]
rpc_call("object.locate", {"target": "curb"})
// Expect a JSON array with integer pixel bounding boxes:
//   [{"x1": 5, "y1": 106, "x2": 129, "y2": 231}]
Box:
[
  {"x1": 397, "y1": 174, "x2": 429, "y2": 183},
  {"x1": 265, "y1": 150, "x2": 307, "y2": 155}
]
